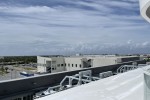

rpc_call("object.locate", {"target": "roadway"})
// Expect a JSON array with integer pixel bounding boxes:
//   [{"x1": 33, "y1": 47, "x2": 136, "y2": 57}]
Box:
[{"x1": 0, "y1": 65, "x2": 37, "y2": 81}]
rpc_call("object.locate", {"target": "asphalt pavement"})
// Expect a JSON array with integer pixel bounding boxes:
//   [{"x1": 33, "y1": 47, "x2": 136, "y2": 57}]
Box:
[{"x1": 0, "y1": 65, "x2": 36, "y2": 81}]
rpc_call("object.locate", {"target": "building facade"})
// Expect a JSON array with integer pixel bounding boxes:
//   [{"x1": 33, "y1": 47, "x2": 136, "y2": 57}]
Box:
[
  {"x1": 37, "y1": 56, "x2": 65, "y2": 73},
  {"x1": 37, "y1": 55, "x2": 140, "y2": 73}
]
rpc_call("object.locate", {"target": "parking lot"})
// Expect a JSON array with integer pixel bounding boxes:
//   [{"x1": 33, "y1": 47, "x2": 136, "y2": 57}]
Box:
[{"x1": 0, "y1": 65, "x2": 37, "y2": 81}]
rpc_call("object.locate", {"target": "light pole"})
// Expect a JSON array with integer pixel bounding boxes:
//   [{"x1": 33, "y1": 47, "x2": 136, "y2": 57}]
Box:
[{"x1": 11, "y1": 68, "x2": 13, "y2": 79}]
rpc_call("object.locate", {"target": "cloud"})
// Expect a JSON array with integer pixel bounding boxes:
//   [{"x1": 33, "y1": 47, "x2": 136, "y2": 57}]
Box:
[
  {"x1": 0, "y1": 6, "x2": 55, "y2": 14},
  {"x1": 142, "y1": 41, "x2": 149, "y2": 46},
  {"x1": 0, "y1": 0, "x2": 149, "y2": 55}
]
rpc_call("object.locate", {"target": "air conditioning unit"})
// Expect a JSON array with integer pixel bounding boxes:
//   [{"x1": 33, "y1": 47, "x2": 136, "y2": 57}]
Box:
[{"x1": 99, "y1": 71, "x2": 113, "y2": 79}]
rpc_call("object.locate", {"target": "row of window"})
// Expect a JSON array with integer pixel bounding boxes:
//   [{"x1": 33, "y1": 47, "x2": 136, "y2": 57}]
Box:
[
  {"x1": 57, "y1": 63, "x2": 82, "y2": 68},
  {"x1": 57, "y1": 64, "x2": 64, "y2": 67},
  {"x1": 38, "y1": 63, "x2": 82, "y2": 68},
  {"x1": 51, "y1": 67, "x2": 56, "y2": 70},
  {"x1": 67, "y1": 64, "x2": 82, "y2": 67}
]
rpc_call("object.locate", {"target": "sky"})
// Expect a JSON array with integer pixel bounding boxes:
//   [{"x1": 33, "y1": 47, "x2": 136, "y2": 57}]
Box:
[{"x1": 0, "y1": 0, "x2": 150, "y2": 56}]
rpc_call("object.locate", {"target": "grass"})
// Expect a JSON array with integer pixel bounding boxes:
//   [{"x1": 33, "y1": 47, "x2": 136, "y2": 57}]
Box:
[
  {"x1": 23, "y1": 67, "x2": 36, "y2": 70},
  {"x1": 0, "y1": 70, "x2": 7, "y2": 75},
  {"x1": 13, "y1": 65, "x2": 19, "y2": 67},
  {"x1": 0, "y1": 71, "x2": 4, "y2": 75}
]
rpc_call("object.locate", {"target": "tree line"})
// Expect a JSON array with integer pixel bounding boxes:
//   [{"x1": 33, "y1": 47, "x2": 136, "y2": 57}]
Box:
[{"x1": 0, "y1": 56, "x2": 37, "y2": 64}]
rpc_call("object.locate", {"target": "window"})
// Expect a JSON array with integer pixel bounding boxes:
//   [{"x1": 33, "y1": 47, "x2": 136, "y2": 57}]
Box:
[
  {"x1": 52, "y1": 68, "x2": 55, "y2": 70},
  {"x1": 76, "y1": 64, "x2": 77, "y2": 67},
  {"x1": 65, "y1": 63, "x2": 66, "y2": 67},
  {"x1": 43, "y1": 64, "x2": 46, "y2": 66},
  {"x1": 61, "y1": 64, "x2": 63, "y2": 66},
  {"x1": 72, "y1": 64, "x2": 73, "y2": 67},
  {"x1": 80, "y1": 64, "x2": 81, "y2": 68},
  {"x1": 68, "y1": 64, "x2": 70, "y2": 67},
  {"x1": 57, "y1": 64, "x2": 60, "y2": 67}
]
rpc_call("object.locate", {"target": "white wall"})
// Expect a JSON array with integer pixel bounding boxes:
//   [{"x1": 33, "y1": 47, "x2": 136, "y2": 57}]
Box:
[
  {"x1": 37, "y1": 56, "x2": 139, "y2": 73},
  {"x1": 65, "y1": 57, "x2": 83, "y2": 71},
  {"x1": 92, "y1": 57, "x2": 118, "y2": 67},
  {"x1": 37, "y1": 56, "x2": 52, "y2": 73},
  {"x1": 37, "y1": 56, "x2": 65, "y2": 73},
  {"x1": 50, "y1": 57, "x2": 65, "y2": 73}
]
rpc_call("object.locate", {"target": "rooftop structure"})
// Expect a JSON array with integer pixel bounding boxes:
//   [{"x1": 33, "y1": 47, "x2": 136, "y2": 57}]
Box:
[{"x1": 36, "y1": 65, "x2": 150, "y2": 100}]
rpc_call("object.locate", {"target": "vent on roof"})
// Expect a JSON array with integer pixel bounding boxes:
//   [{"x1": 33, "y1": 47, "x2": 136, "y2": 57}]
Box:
[{"x1": 99, "y1": 71, "x2": 113, "y2": 79}]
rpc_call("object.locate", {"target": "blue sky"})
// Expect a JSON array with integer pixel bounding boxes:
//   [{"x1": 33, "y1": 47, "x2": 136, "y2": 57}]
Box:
[{"x1": 0, "y1": 0, "x2": 150, "y2": 56}]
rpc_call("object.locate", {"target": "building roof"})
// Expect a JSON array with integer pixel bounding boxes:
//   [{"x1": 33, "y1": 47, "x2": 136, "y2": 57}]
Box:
[
  {"x1": 64, "y1": 55, "x2": 138, "y2": 59},
  {"x1": 36, "y1": 65, "x2": 149, "y2": 100}
]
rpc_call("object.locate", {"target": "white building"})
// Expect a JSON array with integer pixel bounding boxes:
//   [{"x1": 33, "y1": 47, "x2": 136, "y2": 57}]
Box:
[
  {"x1": 65, "y1": 57, "x2": 93, "y2": 71},
  {"x1": 37, "y1": 55, "x2": 140, "y2": 73},
  {"x1": 37, "y1": 56, "x2": 65, "y2": 73},
  {"x1": 0, "y1": 56, "x2": 4, "y2": 59}
]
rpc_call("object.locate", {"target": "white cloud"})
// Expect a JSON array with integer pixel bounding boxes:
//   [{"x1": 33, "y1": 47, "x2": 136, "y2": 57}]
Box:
[
  {"x1": 142, "y1": 41, "x2": 149, "y2": 46},
  {"x1": 0, "y1": 6, "x2": 55, "y2": 14},
  {"x1": 0, "y1": 0, "x2": 149, "y2": 55}
]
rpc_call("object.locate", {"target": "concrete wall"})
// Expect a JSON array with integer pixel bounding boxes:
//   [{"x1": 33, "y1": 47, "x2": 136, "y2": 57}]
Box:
[
  {"x1": 92, "y1": 57, "x2": 118, "y2": 67},
  {"x1": 37, "y1": 56, "x2": 140, "y2": 73},
  {"x1": 37, "y1": 56, "x2": 52, "y2": 72},
  {"x1": 37, "y1": 56, "x2": 65, "y2": 73},
  {"x1": 65, "y1": 57, "x2": 83, "y2": 71},
  {"x1": 0, "y1": 60, "x2": 146, "y2": 99},
  {"x1": 51, "y1": 57, "x2": 65, "y2": 73},
  {"x1": 91, "y1": 56, "x2": 140, "y2": 67}
]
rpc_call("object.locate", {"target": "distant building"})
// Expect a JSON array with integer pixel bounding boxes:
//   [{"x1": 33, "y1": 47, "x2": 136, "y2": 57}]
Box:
[
  {"x1": 65, "y1": 57, "x2": 92, "y2": 71},
  {"x1": 37, "y1": 56, "x2": 65, "y2": 73},
  {"x1": 37, "y1": 55, "x2": 140, "y2": 73},
  {"x1": 0, "y1": 56, "x2": 4, "y2": 59}
]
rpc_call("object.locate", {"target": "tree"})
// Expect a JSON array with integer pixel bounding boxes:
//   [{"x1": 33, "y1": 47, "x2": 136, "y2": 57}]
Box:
[
  {"x1": 5, "y1": 67, "x2": 8, "y2": 73},
  {"x1": 0, "y1": 66, "x2": 4, "y2": 72}
]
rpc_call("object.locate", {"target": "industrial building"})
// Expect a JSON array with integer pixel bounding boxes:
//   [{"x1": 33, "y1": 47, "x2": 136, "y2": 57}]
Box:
[
  {"x1": 0, "y1": 56, "x2": 4, "y2": 59},
  {"x1": 37, "y1": 55, "x2": 141, "y2": 73},
  {"x1": 37, "y1": 56, "x2": 65, "y2": 73}
]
